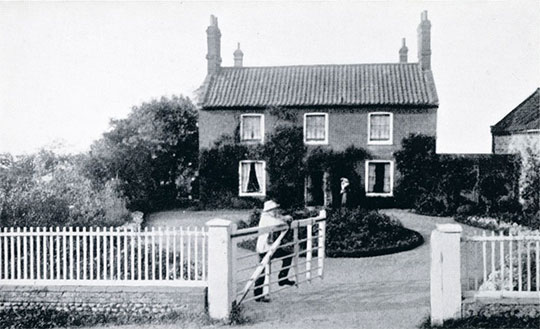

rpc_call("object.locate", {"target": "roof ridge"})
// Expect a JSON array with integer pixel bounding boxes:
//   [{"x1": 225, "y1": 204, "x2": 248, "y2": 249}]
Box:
[{"x1": 219, "y1": 62, "x2": 421, "y2": 70}]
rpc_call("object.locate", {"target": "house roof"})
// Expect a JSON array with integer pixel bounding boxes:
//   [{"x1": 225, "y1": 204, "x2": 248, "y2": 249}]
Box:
[
  {"x1": 200, "y1": 63, "x2": 439, "y2": 109},
  {"x1": 492, "y1": 88, "x2": 540, "y2": 134}
]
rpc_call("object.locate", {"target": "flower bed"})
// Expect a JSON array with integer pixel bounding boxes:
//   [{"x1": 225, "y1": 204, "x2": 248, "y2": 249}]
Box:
[
  {"x1": 325, "y1": 208, "x2": 424, "y2": 257},
  {"x1": 455, "y1": 215, "x2": 539, "y2": 235},
  {"x1": 236, "y1": 207, "x2": 424, "y2": 257}
]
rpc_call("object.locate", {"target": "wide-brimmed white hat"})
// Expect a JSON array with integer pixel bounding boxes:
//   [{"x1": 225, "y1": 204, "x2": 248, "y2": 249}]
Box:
[{"x1": 263, "y1": 200, "x2": 280, "y2": 212}]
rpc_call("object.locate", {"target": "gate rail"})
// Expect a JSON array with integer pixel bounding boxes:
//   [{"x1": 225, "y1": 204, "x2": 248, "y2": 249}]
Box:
[{"x1": 232, "y1": 210, "x2": 326, "y2": 304}]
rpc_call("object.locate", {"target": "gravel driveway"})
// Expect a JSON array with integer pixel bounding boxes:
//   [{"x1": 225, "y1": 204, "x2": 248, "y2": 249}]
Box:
[{"x1": 81, "y1": 209, "x2": 482, "y2": 329}]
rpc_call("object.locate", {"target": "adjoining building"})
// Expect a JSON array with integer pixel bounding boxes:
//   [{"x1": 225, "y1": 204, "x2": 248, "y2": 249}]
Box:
[{"x1": 491, "y1": 88, "x2": 540, "y2": 157}]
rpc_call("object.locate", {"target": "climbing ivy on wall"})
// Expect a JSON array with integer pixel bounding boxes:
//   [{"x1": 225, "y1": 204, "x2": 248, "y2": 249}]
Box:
[{"x1": 199, "y1": 122, "x2": 371, "y2": 209}]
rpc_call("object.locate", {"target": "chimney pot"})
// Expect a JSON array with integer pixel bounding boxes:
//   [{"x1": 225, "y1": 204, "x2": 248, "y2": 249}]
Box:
[
  {"x1": 399, "y1": 38, "x2": 408, "y2": 63},
  {"x1": 234, "y1": 42, "x2": 244, "y2": 67}
]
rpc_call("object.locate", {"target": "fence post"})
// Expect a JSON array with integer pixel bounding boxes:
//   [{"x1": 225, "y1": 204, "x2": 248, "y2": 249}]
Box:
[
  {"x1": 430, "y1": 224, "x2": 462, "y2": 326},
  {"x1": 206, "y1": 218, "x2": 236, "y2": 320}
]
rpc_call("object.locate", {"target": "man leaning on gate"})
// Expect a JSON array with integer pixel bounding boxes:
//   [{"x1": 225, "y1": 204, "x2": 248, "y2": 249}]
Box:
[{"x1": 253, "y1": 200, "x2": 296, "y2": 302}]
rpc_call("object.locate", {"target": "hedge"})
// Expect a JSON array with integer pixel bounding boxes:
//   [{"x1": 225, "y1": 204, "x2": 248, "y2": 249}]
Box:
[{"x1": 394, "y1": 134, "x2": 521, "y2": 217}]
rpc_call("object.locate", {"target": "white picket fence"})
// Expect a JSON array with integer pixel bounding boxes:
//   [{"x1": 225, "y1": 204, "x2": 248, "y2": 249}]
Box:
[
  {"x1": 0, "y1": 226, "x2": 208, "y2": 287},
  {"x1": 430, "y1": 224, "x2": 540, "y2": 326},
  {"x1": 462, "y1": 231, "x2": 540, "y2": 298}
]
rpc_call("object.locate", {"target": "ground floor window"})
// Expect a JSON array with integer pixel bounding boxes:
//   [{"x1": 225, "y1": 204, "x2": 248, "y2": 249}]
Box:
[
  {"x1": 239, "y1": 160, "x2": 266, "y2": 196},
  {"x1": 365, "y1": 160, "x2": 394, "y2": 196}
]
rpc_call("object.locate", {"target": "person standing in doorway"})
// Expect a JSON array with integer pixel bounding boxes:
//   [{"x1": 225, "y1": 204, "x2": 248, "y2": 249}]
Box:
[
  {"x1": 254, "y1": 200, "x2": 296, "y2": 302},
  {"x1": 340, "y1": 177, "x2": 350, "y2": 207}
]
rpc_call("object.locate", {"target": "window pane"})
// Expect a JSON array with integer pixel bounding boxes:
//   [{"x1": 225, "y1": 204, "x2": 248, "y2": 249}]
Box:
[
  {"x1": 240, "y1": 163, "x2": 250, "y2": 192},
  {"x1": 246, "y1": 162, "x2": 260, "y2": 192},
  {"x1": 367, "y1": 162, "x2": 391, "y2": 194},
  {"x1": 383, "y1": 163, "x2": 391, "y2": 193},
  {"x1": 370, "y1": 114, "x2": 390, "y2": 141},
  {"x1": 368, "y1": 163, "x2": 377, "y2": 192},
  {"x1": 242, "y1": 116, "x2": 261, "y2": 140},
  {"x1": 306, "y1": 115, "x2": 326, "y2": 141},
  {"x1": 240, "y1": 161, "x2": 264, "y2": 195}
]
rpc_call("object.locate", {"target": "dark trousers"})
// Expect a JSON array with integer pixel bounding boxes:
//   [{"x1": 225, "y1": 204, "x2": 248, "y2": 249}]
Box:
[{"x1": 253, "y1": 248, "x2": 293, "y2": 298}]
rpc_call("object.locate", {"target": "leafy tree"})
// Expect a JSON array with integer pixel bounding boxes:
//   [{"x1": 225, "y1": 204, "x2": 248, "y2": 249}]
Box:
[{"x1": 84, "y1": 96, "x2": 198, "y2": 212}]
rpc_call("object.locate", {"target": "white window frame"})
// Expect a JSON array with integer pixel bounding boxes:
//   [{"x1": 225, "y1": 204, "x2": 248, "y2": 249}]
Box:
[
  {"x1": 240, "y1": 114, "x2": 265, "y2": 143},
  {"x1": 367, "y1": 112, "x2": 393, "y2": 145},
  {"x1": 238, "y1": 160, "x2": 266, "y2": 197},
  {"x1": 364, "y1": 160, "x2": 394, "y2": 197},
  {"x1": 303, "y1": 112, "x2": 329, "y2": 145}
]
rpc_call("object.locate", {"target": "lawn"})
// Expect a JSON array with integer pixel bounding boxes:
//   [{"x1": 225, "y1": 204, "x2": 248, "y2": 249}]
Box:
[{"x1": 145, "y1": 209, "x2": 251, "y2": 228}]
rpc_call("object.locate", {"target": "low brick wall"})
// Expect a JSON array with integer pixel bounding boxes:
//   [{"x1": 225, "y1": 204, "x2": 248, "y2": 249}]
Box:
[
  {"x1": 463, "y1": 298, "x2": 540, "y2": 318},
  {"x1": 0, "y1": 285, "x2": 207, "y2": 316}
]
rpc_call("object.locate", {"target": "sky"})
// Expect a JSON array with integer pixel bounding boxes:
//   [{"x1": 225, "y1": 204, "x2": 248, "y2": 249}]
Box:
[{"x1": 0, "y1": 1, "x2": 539, "y2": 155}]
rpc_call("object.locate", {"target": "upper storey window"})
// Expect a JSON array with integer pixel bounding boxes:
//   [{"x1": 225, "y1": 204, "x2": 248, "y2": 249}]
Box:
[
  {"x1": 240, "y1": 114, "x2": 264, "y2": 142},
  {"x1": 304, "y1": 113, "x2": 328, "y2": 145},
  {"x1": 368, "y1": 112, "x2": 393, "y2": 145}
]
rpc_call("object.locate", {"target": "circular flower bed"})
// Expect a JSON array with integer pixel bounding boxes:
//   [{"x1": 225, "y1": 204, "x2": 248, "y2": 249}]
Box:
[
  {"x1": 237, "y1": 207, "x2": 424, "y2": 257},
  {"x1": 325, "y1": 208, "x2": 424, "y2": 257}
]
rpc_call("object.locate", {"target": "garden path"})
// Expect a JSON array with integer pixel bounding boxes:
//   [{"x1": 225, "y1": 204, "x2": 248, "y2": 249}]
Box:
[{"x1": 83, "y1": 209, "x2": 485, "y2": 329}]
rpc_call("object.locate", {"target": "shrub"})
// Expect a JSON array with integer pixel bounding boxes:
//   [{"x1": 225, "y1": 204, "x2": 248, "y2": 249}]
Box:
[
  {"x1": 263, "y1": 126, "x2": 306, "y2": 209},
  {"x1": 394, "y1": 134, "x2": 521, "y2": 217},
  {"x1": 0, "y1": 151, "x2": 130, "y2": 228},
  {"x1": 198, "y1": 135, "x2": 264, "y2": 209},
  {"x1": 521, "y1": 147, "x2": 540, "y2": 223},
  {"x1": 326, "y1": 207, "x2": 423, "y2": 257}
]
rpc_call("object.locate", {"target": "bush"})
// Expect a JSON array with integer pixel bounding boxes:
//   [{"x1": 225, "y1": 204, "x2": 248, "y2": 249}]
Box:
[
  {"x1": 263, "y1": 126, "x2": 306, "y2": 209},
  {"x1": 521, "y1": 147, "x2": 540, "y2": 222},
  {"x1": 198, "y1": 135, "x2": 264, "y2": 209},
  {"x1": 326, "y1": 207, "x2": 423, "y2": 257},
  {"x1": 0, "y1": 151, "x2": 131, "y2": 228},
  {"x1": 395, "y1": 134, "x2": 521, "y2": 217}
]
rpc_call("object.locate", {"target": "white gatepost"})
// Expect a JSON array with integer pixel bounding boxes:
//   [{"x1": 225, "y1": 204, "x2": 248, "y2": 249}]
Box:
[
  {"x1": 206, "y1": 219, "x2": 236, "y2": 320},
  {"x1": 430, "y1": 223, "x2": 462, "y2": 326}
]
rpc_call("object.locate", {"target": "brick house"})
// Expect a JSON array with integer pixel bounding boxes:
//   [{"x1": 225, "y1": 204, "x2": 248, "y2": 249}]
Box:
[
  {"x1": 491, "y1": 88, "x2": 539, "y2": 157},
  {"x1": 197, "y1": 12, "x2": 438, "y2": 205}
]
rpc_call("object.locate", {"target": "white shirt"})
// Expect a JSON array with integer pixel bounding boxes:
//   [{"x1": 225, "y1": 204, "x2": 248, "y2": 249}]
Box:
[{"x1": 256, "y1": 211, "x2": 286, "y2": 253}]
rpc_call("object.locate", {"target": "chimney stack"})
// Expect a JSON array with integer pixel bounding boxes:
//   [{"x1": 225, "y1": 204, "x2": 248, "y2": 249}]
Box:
[
  {"x1": 399, "y1": 38, "x2": 408, "y2": 63},
  {"x1": 206, "y1": 15, "x2": 222, "y2": 75},
  {"x1": 233, "y1": 43, "x2": 244, "y2": 67},
  {"x1": 417, "y1": 10, "x2": 431, "y2": 70}
]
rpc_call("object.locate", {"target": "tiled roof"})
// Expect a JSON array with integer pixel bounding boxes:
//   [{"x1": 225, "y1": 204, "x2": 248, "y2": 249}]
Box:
[
  {"x1": 200, "y1": 63, "x2": 438, "y2": 108},
  {"x1": 492, "y1": 88, "x2": 540, "y2": 134}
]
